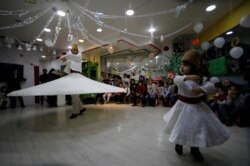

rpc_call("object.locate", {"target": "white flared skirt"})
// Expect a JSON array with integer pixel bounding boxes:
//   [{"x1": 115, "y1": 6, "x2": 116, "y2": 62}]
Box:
[{"x1": 163, "y1": 100, "x2": 229, "y2": 147}]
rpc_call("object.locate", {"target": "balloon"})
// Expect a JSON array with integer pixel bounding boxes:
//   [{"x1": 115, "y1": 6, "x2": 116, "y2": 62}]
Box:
[
  {"x1": 201, "y1": 41, "x2": 209, "y2": 50},
  {"x1": 230, "y1": 47, "x2": 244, "y2": 59},
  {"x1": 240, "y1": 15, "x2": 250, "y2": 28},
  {"x1": 210, "y1": 77, "x2": 220, "y2": 84},
  {"x1": 214, "y1": 37, "x2": 225, "y2": 48},
  {"x1": 193, "y1": 23, "x2": 204, "y2": 33},
  {"x1": 26, "y1": 44, "x2": 31, "y2": 51},
  {"x1": 192, "y1": 38, "x2": 200, "y2": 47},
  {"x1": 45, "y1": 39, "x2": 52, "y2": 47}
]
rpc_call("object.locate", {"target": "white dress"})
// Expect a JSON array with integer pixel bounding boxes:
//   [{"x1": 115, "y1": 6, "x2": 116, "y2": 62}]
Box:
[{"x1": 163, "y1": 75, "x2": 229, "y2": 147}]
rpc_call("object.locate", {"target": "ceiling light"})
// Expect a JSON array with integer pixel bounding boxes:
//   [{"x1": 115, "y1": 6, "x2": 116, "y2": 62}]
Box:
[
  {"x1": 36, "y1": 38, "x2": 43, "y2": 42},
  {"x1": 206, "y1": 5, "x2": 216, "y2": 12},
  {"x1": 57, "y1": 10, "x2": 66, "y2": 16},
  {"x1": 41, "y1": 55, "x2": 46, "y2": 58},
  {"x1": 149, "y1": 27, "x2": 156, "y2": 33},
  {"x1": 68, "y1": 46, "x2": 72, "y2": 49},
  {"x1": 226, "y1": 31, "x2": 233, "y2": 35},
  {"x1": 97, "y1": 28, "x2": 102, "y2": 32},
  {"x1": 126, "y1": 9, "x2": 134, "y2": 16},
  {"x1": 79, "y1": 39, "x2": 84, "y2": 43},
  {"x1": 44, "y1": 28, "x2": 51, "y2": 32}
]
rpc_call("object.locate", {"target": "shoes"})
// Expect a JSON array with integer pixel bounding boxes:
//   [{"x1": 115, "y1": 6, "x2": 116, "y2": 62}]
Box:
[
  {"x1": 175, "y1": 144, "x2": 183, "y2": 155},
  {"x1": 79, "y1": 108, "x2": 86, "y2": 115},
  {"x1": 69, "y1": 113, "x2": 78, "y2": 119},
  {"x1": 191, "y1": 148, "x2": 204, "y2": 162}
]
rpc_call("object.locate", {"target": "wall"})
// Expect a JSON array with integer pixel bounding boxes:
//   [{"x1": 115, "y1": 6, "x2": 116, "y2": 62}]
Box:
[{"x1": 0, "y1": 45, "x2": 62, "y2": 105}]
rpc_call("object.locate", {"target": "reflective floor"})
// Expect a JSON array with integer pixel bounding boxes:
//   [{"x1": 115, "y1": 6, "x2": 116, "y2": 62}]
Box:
[{"x1": 0, "y1": 104, "x2": 249, "y2": 166}]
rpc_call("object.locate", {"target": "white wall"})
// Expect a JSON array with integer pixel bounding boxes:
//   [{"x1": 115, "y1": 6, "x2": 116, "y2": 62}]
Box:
[{"x1": 0, "y1": 46, "x2": 62, "y2": 105}]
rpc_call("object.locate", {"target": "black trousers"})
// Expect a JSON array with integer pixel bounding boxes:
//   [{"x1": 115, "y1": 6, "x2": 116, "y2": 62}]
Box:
[{"x1": 9, "y1": 96, "x2": 25, "y2": 108}]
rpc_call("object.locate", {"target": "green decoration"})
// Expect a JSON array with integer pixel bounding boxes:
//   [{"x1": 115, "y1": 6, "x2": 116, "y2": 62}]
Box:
[
  {"x1": 164, "y1": 53, "x2": 181, "y2": 74},
  {"x1": 208, "y1": 56, "x2": 227, "y2": 76}
]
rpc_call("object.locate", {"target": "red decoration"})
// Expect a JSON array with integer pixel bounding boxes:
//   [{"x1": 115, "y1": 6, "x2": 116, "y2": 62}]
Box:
[
  {"x1": 192, "y1": 38, "x2": 200, "y2": 48},
  {"x1": 166, "y1": 71, "x2": 175, "y2": 79}
]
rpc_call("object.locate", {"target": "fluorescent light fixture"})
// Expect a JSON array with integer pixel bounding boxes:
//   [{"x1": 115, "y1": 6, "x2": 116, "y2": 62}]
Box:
[
  {"x1": 126, "y1": 9, "x2": 134, "y2": 16},
  {"x1": 44, "y1": 28, "x2": 51, "y2": 32},
  {"x1": 226, "y1": 31, "x2": 233, "y2": 35},
  {"x1": 206, "y1": 5, "x2": 216, "y2": 12},
  {"x1": 149, "y1": 27, "x2": 156, "y2": 33},
  {"x1": 36, "y1": 38, "x2": 43, "y2": 42},
  {"x1": 41, "y1": 55, "x2": 46, "y2": 58},
  {"x1": 57, "y1": 10, "x2": 66, "y2": 16},
  {"x1": 79, "y1": 39, "x2": 84, "y2": 43},
  {"x1": 97, "y1": 28, "x2": 102, "y2": 32}
]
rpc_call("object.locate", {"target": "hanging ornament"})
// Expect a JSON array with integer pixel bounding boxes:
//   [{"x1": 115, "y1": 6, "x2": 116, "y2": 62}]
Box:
[
  {"x1": 68, "y1": 34, "x2": 73, "y2": 41},
  {"x1": 26, "y1": 44, "x2": 31, "y2": 51},
  {"x1": 17, "y1": 45, "x2": 23, "y2": 50},
  {"x1": 44, "y1": 39, "x2": 52, "y2": 47},
  {"x1": 107, "y1": 44, "x2": 114, "y2": 54},
  {"x1": 163, "y1": 45, "x2": 169, "y2": 52},
  {"x1": 6, "y1": 44, "x2": 12, "y2": 48},
  {"x1": 231, "y1": 36, "x2": 240, "y2": 47},
  {"x1": 32, "y1": 45, "x2": 37, "y2": 51},
  {"x1": 160, "y1": 35, "x2": 164, "y2": 42},
  {"x1": 40, "y1": 46, "x2": 43, "y2": 52},
  {"x1": 5, "y1": 36, "x2": 15, "y2": 45}
]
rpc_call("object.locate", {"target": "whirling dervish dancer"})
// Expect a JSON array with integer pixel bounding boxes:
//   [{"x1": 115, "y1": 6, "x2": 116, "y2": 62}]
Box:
[{"x1": 8, "y1": 43, "x2": 125, "y2": 119}]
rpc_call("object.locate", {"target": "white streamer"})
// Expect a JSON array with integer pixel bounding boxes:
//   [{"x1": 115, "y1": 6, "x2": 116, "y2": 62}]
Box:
[
  {"x1": 73, "y1": 2, "x2": 192, "y2": 40},
  {"x1": 82, "y1": 0, "x2": 192, "y2": 19},
  {"x1": 0, "y1": 7, "x2": 51, "y2": 30}
]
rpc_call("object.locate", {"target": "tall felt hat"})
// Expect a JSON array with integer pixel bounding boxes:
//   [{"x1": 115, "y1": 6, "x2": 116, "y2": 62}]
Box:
[
  {"x1": 181, "y1": 49, "x2": 201, "y2": 68},
  {"x1": 71, "y1": 43, "x2": 78, "y2": 51}
]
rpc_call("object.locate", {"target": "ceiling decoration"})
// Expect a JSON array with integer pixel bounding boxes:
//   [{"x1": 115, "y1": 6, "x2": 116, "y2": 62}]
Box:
[{"x1": 0, "y1": 0, "x2": 194, "y2": 52}]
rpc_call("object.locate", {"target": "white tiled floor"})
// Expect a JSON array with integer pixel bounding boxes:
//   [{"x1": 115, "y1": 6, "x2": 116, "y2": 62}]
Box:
[{"x1": 0, "y1": 104, "x2": 249, "y2": 166}]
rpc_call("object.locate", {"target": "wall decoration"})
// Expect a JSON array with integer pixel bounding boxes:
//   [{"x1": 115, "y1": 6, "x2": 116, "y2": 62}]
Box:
[
  {"x1": 164, "y1": 53, "x2": 181, "y2": 74},
  {"x1": 208, "y1": 56, "x2": 227, "y2": 76}
]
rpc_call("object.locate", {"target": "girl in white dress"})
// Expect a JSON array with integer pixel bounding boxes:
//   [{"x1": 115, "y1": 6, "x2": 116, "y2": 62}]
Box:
[{"x1": 163, "y1": 50, "x2": 229, "y2": 162}]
